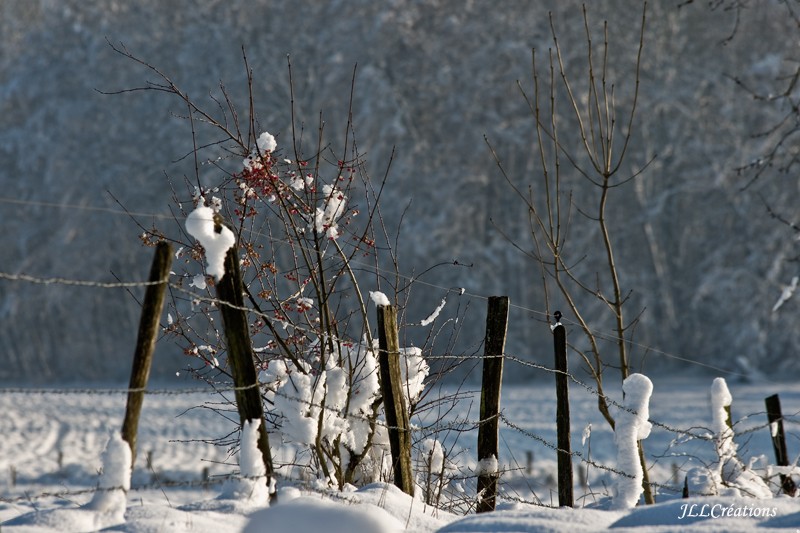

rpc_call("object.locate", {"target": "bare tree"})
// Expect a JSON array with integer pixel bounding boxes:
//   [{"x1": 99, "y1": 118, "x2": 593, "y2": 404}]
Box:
[{"x1": 487, "y1": 4, "x2": 656, "y2": 504}]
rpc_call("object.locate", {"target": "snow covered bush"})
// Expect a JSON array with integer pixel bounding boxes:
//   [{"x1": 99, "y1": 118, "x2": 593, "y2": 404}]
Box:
[
  {"x1": 114, "y1": 48, "x2": 470, "y2": 493},
  {"x1": 414, "y1": 436, "x2": 463, "y2": 508},
  {"x1": 172, "y1": 123, "x2": 433, "y2": 489},
  {"x1": 260, "y1": 337, "x2": 429, "y2": 487}
]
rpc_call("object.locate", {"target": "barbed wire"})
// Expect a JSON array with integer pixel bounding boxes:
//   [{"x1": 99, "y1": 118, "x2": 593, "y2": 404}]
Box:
[
  {"x1": 3, "y1": 349, "x2": 794, "y2": 451},
  {"x1": 0, "y1": 385, "x2": 255, "y2": 396},
  {"x1": 0, "y1": 472, "x2": 270, "y2": 504},
  {"x1": 2, "y1": 393, "x2": 789, "y2": 509},
  {"x1": 0, "y1": 266, "x2": 767, "y2": 383},
  {"x1": 426, "y1": 353, "x2": 720, "y2": 442},
  {"x1": 0, "y1": 272, "x2": 168, "y2": 288},
  {"x1": 3, "y1": 375, "x2": 792, "y2": 490},
  {"x1": 0, "y1": 268, "x2": 781, "y2": 417},
  {"x1": 2, "y1": 354, "x2": 794, "y2": 444},
  {"x1": 0, "y1": 196, "x2": 176, "y2": 220},
  {"x1": 498, "y1": 413, "x2": 701, "y2": 496},
  {"x1": 0, "y1": 191, "x2": 774, "y2": 382},
  {"x1": 1, "y1": 253, "x2": 796, "y2": 503}
]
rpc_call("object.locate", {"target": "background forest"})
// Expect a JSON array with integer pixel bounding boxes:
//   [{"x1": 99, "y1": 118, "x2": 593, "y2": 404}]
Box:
[{"x1": 1, "y1": 0, "x2": 797, "y2": 384}]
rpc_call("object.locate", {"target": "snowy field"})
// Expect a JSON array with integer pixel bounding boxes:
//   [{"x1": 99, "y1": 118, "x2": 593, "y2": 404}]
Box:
[{"x1": 1, "y1": 376, "x2": 799, "y2": 532}]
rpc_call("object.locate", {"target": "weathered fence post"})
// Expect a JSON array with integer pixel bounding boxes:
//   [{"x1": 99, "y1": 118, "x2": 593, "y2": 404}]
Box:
[
  {"x1": 216, "y1": 245, "x2": 274, "y2": 487},
  {"x1": 121, "y1": 241, "x2": 172, "y2": 466},
  {"x1": 552, "y1": 312, "x2": 574, "y2": 507},
  {"x1": 765, "y1": 394, "x2": 797, "y2": 496},
  {"x1": 477, "y1": 295, "x2": 509, "y2": 513},
  {"x1": 376, "y1": 304, "x2": 414, "y2": 496}
]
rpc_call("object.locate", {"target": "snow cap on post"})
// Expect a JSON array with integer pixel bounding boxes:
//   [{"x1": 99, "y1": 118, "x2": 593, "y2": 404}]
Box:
[
  {"x1": 84, "y1": 432, "x2": 132, "y2": 518},
  {"x1": 710, "y1": 377, "x2": 733, "y2": 435},
  {"x1": 611, "y1": 373, "x2": 653, "y2": 510},
  {"x1": 369, "y1": 290, "x2": 391, "y2": 307}
]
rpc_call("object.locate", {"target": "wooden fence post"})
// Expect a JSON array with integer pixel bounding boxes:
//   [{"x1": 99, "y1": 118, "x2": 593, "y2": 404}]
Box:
[
  {"x1": 765, "y1": 394, "x2": 797, "y2": 496},
  {"x1": 553, "y1": 314, "x2": 574, "y2": 507},
  {"x1": 216, "y1": 244, "x2": 274, "y2": 486},
  {"x1": 121, "y1": 241, "x2": 172, "y2": 466},
  {"x1": 476, "y1": 296, "x2": 509, "y2": 513},
  {"x1": 376, "y1": 304, "x2": 414, "y2": 496}
]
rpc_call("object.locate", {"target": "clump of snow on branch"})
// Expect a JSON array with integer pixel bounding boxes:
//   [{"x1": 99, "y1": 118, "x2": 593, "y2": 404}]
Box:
[
  {"x1": 771, "y1": 275, "x2": 798, "y2": 312},
  {"x1": 257, "y1": 131, "x2": 277, "y2": 153},
  {"x1": 84, "y1": 431, "x2": 132, "y2": 521},
  {"x1": 420, "y1": 297, "x2": 447, "y2": 326},
  {"x1": 261, "y1": 358, "x2": 323, "y2": 446},
  {"x1": 582, "y1": 423, "x2": 592, "y2": 447},
  {"x1": 243, "y1": 131, "x2": 278, "y2": 170},
  {"x1": 314, "y1": 184, "x2": 347, "y2": 239},
  {"x1": 219, "y1": 419, "x2": 270, "y2": 504},
  {"x1": 190, "y1": 273, "x2": 207, "y2": 290},
  {"x1": 611, "y1": 373, "x2": 653, "y2": 510},
  {"x1": 710, "y1": 377, "x2": 734, "y2": 455},
  {"x1": 185, "y1": 205, "x2": 235, "y2": 280},
  {"x1": 420, "y1": 438, "x2": 445, "y2": 474}
]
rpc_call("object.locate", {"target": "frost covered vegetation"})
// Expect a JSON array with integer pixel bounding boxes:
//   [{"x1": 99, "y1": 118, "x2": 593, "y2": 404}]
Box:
[
  {"x1": 163, "y1": 103, "x2": 440, "y2": 490},
  {"x1": 112, "y1": 37, "x2": 451, "y2": 491},
  {"x1": 3, "y1": 1, "x2": 800, "y2": 529}
]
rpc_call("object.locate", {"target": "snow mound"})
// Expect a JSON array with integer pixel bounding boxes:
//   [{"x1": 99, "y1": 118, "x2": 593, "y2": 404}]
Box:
[
  {"x1": 218, "y1": 419, "x2": 269, "y2": 504},
  {"x1": 84, "y1": 431, "x2": 132, "y2": 516},
  {"x1": 243, "y1": 483, "x2": 450, "y2": 533},
  {"x1": 438, "y1": 503, "x2": 621, "y2": 532},
  {"x1": 610, "y1": 496, "x2": 797, "y2": 531},
  {"x1": 243, "y1": 495, "x2": 402, "y2": 533},
  {"x1": 4, "y1": 432, "x2": 131, "y2": 532}
]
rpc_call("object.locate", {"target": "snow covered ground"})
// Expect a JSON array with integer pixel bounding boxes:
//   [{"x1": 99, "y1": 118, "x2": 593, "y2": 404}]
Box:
[{"x1": 1, "y1": 376, "x2": 798, "y2": 532}]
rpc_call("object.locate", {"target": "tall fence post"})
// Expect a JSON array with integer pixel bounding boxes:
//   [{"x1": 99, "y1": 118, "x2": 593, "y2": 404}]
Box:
[
  {"x1": 216, "y1": 244, "x2": 274, "y2": 488},
  {"x1": 476, "y1": 295, "x2": 509, "y2": 513},
  {"x1": 765, "y1": 394, "x2": 797, "y2": 496},
  {"x1": 376, "y1": 304, "x2": 414, "y2": 496},
  {"x1": 121, "y1": 241, "x2": 172, "y2": 466},
  {"x1": 552, "y1": 312, "x2": 574, "y2": 507}
]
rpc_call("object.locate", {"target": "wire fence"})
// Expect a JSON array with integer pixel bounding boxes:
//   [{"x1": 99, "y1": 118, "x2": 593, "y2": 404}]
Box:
[
  {"x1": 2, "y1": 365, "x2": 797, "y2": 508},
  {"x1": 0, "y1": 268, "x2": 768, "y2": 382},
  {"x1": 0, "y1": 193, "x2": 787, "y2": 382},
  {"x1": 1, "y1": 265, "x2": 798, "y2": 510}
]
